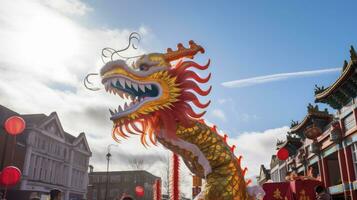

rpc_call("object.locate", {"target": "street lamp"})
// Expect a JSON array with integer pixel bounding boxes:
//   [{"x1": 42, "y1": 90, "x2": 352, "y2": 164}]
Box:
[{"x1": 104, "y1": 144, "x2": 118, "y2": 200}]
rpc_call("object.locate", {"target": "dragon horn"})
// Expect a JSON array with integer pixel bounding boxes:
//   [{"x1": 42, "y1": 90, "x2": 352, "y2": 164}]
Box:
[{"x1": 164, "y1": 40, "x2": 205, "y2": 62}]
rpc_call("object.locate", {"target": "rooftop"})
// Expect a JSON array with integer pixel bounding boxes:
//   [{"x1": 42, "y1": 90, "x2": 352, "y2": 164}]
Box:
[{"x1": 314, "y1": 46, "x2": 357, "y2": 109}]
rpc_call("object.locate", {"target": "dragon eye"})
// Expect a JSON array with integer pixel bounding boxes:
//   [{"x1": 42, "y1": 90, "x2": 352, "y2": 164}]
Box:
[{"x1": 139, "y1": 64, "x2": 150, "y2": 71}]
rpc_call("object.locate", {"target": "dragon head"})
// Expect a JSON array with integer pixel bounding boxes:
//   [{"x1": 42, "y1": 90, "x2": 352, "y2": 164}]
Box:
[{"x1": 100, "y1": 40, "x2": 211, "y2": 145}]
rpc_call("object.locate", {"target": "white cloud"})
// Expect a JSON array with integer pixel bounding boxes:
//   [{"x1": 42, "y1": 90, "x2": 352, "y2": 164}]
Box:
[
  {"x1": 221, "y1": 68, "x2": 341, "y2": 88},
  {"x1": 209, "y1": 108, "x2": 227, "y2": 121},
  {"x1": 229, "y1": 126, "x2": 289, "y2": 182},
  {"x1": 39, "y1": 0, "x2": 93, "y2": 16}
]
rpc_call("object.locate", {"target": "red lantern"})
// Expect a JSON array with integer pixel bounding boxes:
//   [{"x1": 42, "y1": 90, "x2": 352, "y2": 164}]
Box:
[
  {"x1": 4, "y1": 116, "x2": 26, "y2": 135},
  {"x1": 135, "y1": 185, "x2": 144, "y2": 197},
  {"x1": 277, "y1": 147, "x2": 289, "y2": 160},
  {"x1": 0, "y1": 166, "x2": 21, "y2": 186}
]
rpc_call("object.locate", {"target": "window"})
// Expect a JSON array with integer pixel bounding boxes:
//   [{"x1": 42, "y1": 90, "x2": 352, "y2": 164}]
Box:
[
  {"x1": 352, "y1": 143, "x2": 357, "y2": 177},
  {"x1": 64, "y1": 148, "x2": 67, "y2": 159},
  {"x1": 41, "y1": 139, "x2": 45, "y2": 150},
  {"x1": 279, "y1": 166, "x2": 287, "y2": 182},
  {"x1": 343, "y1": 113, "x2": 356, "y2": 132},
  {"x1": 92, "y1": 189, "x2": 97, "y2": 200},
  {"x1": 271, "y1": 169, "x2": 279, "y2": 182},
  {"x1": 102, "y1": 175, "x2": 107, "y2": 182},
  {"x1": 101, "y1": 189, "x2": 106, "y2": 198}
]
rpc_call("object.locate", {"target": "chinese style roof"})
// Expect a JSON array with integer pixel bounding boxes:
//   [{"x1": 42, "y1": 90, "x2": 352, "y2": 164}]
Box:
[
  {"x1": 314, "y1": 46, "x2": 357, "y2": 109},
  {"x1": 276, "y1": 134, "x2": 303, "y2": 150},
  {"x1": 289, "y1": 104, "x2": 333, "y2": 138}
]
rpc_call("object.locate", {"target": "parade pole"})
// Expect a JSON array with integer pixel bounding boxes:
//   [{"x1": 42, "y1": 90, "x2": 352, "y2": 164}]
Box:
[{"x1": 104, "y1": 144, "x2": 117, "y2": 200}]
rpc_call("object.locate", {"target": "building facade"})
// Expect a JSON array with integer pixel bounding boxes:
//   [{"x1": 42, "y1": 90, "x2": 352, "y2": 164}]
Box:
[
  {"x1": 0, "y1": 105, "x2": 92, "y2": 200},
  {"x1": 256, "y1": 164, "x2": 271, "y2": 186},
  {"x1": 87, "y1": 170, "x2": 160, "y2": 200},
  {"x1": 266, "y1": 47, "x2": 357, "y2": 200}
]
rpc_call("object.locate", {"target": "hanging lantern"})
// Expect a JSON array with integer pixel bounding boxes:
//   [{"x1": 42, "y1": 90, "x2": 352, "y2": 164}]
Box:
[
  {"x1": 4, "y1": 116, "x2": 26, "y2": 135},
  {"x1": 304, "y1": 125, "x2": 322, "y2": 140},
  {"x1": 277, "y1": 147, "x2": 289, "y2": 160},
  {"x1": 0, "y1": 166, "x2": 22, "y2": 186},
  {"x1": 135, "y1": 185, "x2": 144, "y2": 197}
]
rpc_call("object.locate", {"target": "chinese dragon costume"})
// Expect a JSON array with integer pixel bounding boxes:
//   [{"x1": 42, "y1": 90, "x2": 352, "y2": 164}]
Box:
[{"x1": 96, "y1": 36, "x2": 254, "y2": 200}]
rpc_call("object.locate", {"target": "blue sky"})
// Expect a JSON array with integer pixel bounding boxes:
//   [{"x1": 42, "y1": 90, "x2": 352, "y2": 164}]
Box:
[{"x1": 83, "y1": 0, "x2": 357, "y2": 133}]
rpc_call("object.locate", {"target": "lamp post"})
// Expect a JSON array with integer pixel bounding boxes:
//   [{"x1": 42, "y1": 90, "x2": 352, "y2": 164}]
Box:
[{"x1": 104, "y1": 144, "x2": 117, "y2": 200}]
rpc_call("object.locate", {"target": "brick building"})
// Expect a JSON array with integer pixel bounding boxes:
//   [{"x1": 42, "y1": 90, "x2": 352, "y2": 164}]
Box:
[
  {"x1": 0, "y1": 105, "x2": 92, "y2": 200},
  {"x1": 87, "y1": 170, "x2": 160, "y2": 200}
]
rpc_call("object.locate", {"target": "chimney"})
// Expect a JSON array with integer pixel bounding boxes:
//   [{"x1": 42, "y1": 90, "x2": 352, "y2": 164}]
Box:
[{"x1": 89, "y1": 165, "x2": 93, "y2": 173}]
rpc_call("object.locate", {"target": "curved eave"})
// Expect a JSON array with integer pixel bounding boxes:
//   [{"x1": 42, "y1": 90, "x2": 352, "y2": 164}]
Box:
[
  {"x1": 315, "y1": 61, "x2": 356, "y2": 101},
  {"x1": 290, "y1": 112, "x2": 332, "y2": 133},
  {"x1": 290, "y1": 116, "x2": 309, "y2": 133},
  {"x1": 276, "y1": 140, "x2": 288, "y2": 150},
  {"x1": 277, "y1": 136, "x2": 303, "y2": 149}
]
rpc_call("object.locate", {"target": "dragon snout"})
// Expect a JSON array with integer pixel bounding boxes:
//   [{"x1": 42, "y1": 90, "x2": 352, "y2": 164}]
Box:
[{"x1": 100, "y1": 60, "x2": 128, "y2": 77}]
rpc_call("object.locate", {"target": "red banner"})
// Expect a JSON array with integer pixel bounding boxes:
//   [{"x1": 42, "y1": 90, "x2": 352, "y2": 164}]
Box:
[
  {"x1": 263, "y1": 182, "x2": 293, "y2": 200},
  {"x1": 263, "y1": 180, "x2": 323, "y2": 200},
  {"x1": 290, "y1": 180, "x2": 322, "y2": 200}
]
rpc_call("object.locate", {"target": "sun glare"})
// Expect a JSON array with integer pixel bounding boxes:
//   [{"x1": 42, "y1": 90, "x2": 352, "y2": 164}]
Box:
[{"x1": 16, "y1": 11, "x2": 80, "y2": 68}]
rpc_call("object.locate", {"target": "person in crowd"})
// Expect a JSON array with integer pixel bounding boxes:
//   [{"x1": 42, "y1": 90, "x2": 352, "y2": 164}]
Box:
[
  {"x1": 50, "y1": 189, "x2": 62, "y2": 200},
  {"x1": 315, "y1": 185, "x2": 331, "y2": 200},
  {"x1": 120, "y1": 194, "x2": 135, "y2": 200},
  {"x1": 285, "y1": 171, "x2": 292, "y2": 181},
  {"x1": 29, "y1": 192, "x2": 40, "y2": 200}
]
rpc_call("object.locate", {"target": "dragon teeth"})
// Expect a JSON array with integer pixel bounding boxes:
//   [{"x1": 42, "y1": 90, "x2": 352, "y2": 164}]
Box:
[
  {"x1": 124, "y1": 93, "x2": 129, "y2": 99},
  {"x1": 104, "y1": 82, "x2": 110, "y2": 91},
  {"x1": 145, "y1": 84, "x2": 152, "y2": 90},
  {"x1": 109, "y1": 109, "x2": 115, "y2": 115},
  {"x1": 124, "y1": 102, "x2": 128, "y2": 110},
  {"x1": 125, "y1": 80, "x2": 131, "y2": 88},
  {"x1": 132, "y1": 83, "x2": 139, "y2": 91},
  {"x1": 116, "y1": 91, "x2": 123, "y2": 98},
  {"x1": 119, "y1": 78, "x2": 125, "y2": 87},
  {"x1": 139, "y1": 85, "x2": 145, "y2": 92},
  {"x1": 118, "y1": 105, "x2": 123, "y2": 112}
]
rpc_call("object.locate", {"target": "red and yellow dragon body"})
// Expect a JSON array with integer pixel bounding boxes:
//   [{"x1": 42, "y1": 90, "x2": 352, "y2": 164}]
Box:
[{"x1": 99, "y1": 40, "x2": 253, "y2": 200}]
